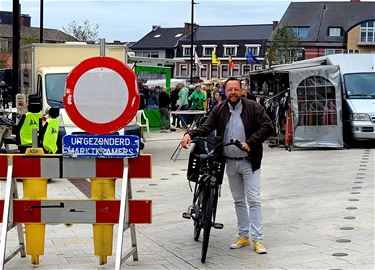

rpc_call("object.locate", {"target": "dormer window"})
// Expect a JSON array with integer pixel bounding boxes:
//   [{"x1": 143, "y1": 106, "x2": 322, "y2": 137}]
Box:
[
  {"x1": 223, "y1": 45, "x2": 238, "y2": 57},
  {"x1": 360, "y1": 20, "x2": 375, "y2": 43},
  {"x1": 291, "y1": 27, "x2": 309, "y2": 38},
  {"x1": 202, "y1": 45, "x2": 217, "y2": 56},
  {"x1": 245, "y1": 44, "x2": 261, "y2": 56},
  {"x1": 182, "y1": 45, "x2": 196, "y2": 56},
  {"x1": 328, "y1": 27, "x2": 341, "y2": 37}
]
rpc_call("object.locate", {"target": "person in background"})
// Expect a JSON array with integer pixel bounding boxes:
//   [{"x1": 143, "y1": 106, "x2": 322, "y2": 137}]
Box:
[
  {"x1": 188, "y1": 84, "x2": 206, "y2": 111},
  {"x1": 181, "y1": 77, "x2": 273, "y2": 255},
  {"x1": 40, "y1": 107, "x2": 60, "y2": 154},
  {"x1": 170, "y1": 84, "x2": 181, "y2": 129},
  {"x1": 14, "y1": 102, "x2": 43, "y2": 153},
  {"x1": 242, "y1": 84, "x2": 256, "y2": 101},
  {"x1": 207, "y1": 88, "x2": 223, "y2": 114},
  {"x1": 177, "y1": 83, "x2": 189, "y2": 130},
  {"x1": 158, "y1": 87, "x2": 170, "y2": 132}
]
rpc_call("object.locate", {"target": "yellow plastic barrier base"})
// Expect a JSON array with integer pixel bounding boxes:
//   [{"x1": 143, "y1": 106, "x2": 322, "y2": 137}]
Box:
[
  {"x1": 91, "y1": 178, "x2": 116, "y2": 264},
  {"x1": 23, "y1": 178, "x2": 48, "y2": 265},
  {"x1": 25, "y1": 224, "x2": 45, "y2": 264}
]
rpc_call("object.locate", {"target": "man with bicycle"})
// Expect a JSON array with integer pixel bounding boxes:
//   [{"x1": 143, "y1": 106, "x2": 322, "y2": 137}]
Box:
[{"x1": 181, "y1": 77, "x2": 273, "y2": 254}]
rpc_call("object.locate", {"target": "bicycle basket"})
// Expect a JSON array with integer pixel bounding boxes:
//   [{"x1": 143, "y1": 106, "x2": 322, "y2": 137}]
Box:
[{"x1": 187, "y1": 135, "x2": 225, "y2": 183}]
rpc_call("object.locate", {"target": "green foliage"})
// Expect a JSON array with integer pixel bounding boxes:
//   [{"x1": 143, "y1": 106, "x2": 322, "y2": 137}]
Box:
[
  {"x1": 21, "y1": 34, "x2": 38, "y2": 46},
  {"x1": 0, "y1": 49, "x2": 9, "y2": 69},
  {"x1": 268, "y1": 26, "x2": 302, "y2": 65},
  {"x1": 62, "y1": 20, "x2": 99, "y2": 42}
]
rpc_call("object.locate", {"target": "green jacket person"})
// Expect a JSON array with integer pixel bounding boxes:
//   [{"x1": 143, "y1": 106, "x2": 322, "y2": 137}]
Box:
[{"x1": 188, "y1": 85, "x2": 206, "y2": 110}]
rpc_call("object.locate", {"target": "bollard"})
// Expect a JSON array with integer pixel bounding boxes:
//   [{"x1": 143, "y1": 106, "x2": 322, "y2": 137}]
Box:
[
  {"x1": 23, "y1": 178, "x2": 47, "y2": 265},
  {"x1": 91, "y1": 178, "x2": 116, "y2": 265}
]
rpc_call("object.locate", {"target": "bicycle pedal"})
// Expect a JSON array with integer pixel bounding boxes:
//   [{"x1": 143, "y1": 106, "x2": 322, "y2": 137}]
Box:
[
  {"x1": 213, "y1": 223, "x2": 224, "y2": 229},
  {"x1": 182, "y1": 212, "x2": 191, "y2": 219}
]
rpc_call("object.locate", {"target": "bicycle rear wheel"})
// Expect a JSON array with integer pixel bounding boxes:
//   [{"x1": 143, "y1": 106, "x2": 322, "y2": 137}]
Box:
[
  {"x1": 193, "y1": 185, "x2": 204, "y2": 241},
  {"x1": 201, "y1": 187, "x2": 217, "y2": 263}
]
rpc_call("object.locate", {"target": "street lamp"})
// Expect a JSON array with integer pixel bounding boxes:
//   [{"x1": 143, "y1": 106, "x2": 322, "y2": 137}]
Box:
[
  {"x1": 190, "y1": 0, "x2": 198, "y2": 84},
  {"x1": 40, "y1": 0, "x2": 44, "y2": 43}
]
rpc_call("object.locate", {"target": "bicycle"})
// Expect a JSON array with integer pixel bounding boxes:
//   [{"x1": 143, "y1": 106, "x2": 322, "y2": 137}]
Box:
[{"x1": 182, "y1": 135, "x2": 246, "y2": 263}]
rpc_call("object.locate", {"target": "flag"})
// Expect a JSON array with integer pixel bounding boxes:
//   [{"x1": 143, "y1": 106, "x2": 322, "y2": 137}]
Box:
[
  {"x1": 211, "y1": 48, "x2": 221, "y2": 65},
  {"x1": 194, "y1": 50, "x2": 204, "y2": 69},
  {"x1": 228, "y1": 55, "x2": 235, "y2": 70},
  {"x1": 246, "y1": 48, "x2": 260, "y2": 64}
]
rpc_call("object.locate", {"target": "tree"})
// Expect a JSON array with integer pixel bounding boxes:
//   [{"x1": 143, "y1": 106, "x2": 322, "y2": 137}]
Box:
[
  {"x1": 0, "y1": 49, "x2": 9, "y2": 69},
  {"x1": 21, "y1": 34, "x2": 38, "y2": 46},
  {"x1": 267, "y1": 26, "x2": 302, "y2": 65},
  {"x1": 63, "y1": 20, "x2": 99, "y2": 42}
]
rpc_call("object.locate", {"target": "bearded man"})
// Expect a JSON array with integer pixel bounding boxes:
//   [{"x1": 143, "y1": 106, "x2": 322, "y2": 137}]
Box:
[{"x1": 181, "y1": 77, "x2": 273, "y2": 255}]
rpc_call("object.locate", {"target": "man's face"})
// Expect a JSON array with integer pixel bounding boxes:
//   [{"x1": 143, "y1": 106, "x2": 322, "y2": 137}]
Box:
[{"x1": 225, "y1": 80, "x2": 241, "y2": 105}]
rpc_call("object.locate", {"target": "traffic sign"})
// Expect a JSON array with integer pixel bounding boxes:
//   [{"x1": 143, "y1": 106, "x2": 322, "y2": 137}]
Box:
[
  {"x1": 62, "y1": 134, "x2": 139, "y2": 158},
  {"x1": 63, "y1": 57, "x2": 140, "y2": 134}
]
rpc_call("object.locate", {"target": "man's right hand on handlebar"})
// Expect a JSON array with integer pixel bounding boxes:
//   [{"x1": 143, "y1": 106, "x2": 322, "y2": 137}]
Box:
[{"x1": 181, "y1": 133, "x2": 191, "y2": 149}]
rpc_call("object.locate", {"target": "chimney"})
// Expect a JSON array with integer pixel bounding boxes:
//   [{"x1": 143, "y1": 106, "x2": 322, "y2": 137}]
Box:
[
  {"x1": 272, "y1": 21, "x2": 278, "y2": 31},
  {"x1": 152, "y1": 25, "x2": 160, "y2": 31},
  {"x1": 184, "y1": 22, "x2": 198, "y2": 35},
  {"x1": 184, "y1": 23, "x2": 192, "y2": 35}
]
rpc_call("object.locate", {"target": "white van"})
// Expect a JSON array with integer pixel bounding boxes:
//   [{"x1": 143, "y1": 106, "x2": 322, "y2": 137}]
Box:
[{"x1": 325, "y1": 54, "x2": 375, "y2": 141}]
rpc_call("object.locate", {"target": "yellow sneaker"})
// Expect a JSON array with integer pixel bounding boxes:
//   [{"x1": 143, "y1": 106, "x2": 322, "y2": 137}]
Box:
[
  {"x1": 253, "y1": 240, "x2": 267, "y2": 254},
  {"x1": 230, "y1": 236, "x2": 250, "y2": 249}
]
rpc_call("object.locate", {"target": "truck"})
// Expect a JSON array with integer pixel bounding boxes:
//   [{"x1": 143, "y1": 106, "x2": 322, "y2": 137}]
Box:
[
  {"x1": 18, "y1": 42, "x2": 142, "y2": 152},
  {"x1": 249, "y1": 53, "x2": 375, "y2": 148}
]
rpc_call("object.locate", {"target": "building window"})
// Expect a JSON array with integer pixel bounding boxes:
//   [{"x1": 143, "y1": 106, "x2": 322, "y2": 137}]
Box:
[
  {"x1": 180, "y1": 64, "x2": 188, "y2": 76},
  {"x1": 183, "y1": 47, "x2": 191, "y2": 56},
  {"x1": 328, "y1": 27, "x2": 341, "y2": 37},
  {"x1": 242, "y1": 65, "x2": 251, "y2": 75},
  {"x1": 0, "y1": 39, "x2": 8, "y2": 51},
  {"x1": 245, "y1": 45, "x2": 261, "y2": 56},
  {"x1": 223, "y1": 45, "x2": 238, "y2": 56},
  {"x1": 292, "y1": 27, "x2": 310, "y2": 38},
  {"x1": 192, "y1": 64, "x2": 198, "y2": 76},
  {"x1": 182, "y1": 45, "x2": 196, "y2": 56},
  {"x1": 202, "y1": 45, "x2": 216, "y2": 56},
  {"x1": 200, "y1": 64, "x2": 208, "y2": 78},
  {"x1": 360, "y1": 20, "x2": 375, "y2": 43},
  {"x1": 325, "y1": 49, "x2": 343, "y2": 55},
  {"x1": 134, "y1": 50, "x2": 159, "y2": 58},
  {"x1": 221, "y1": 64, "x2": 229, "y2": 78},
  {"x1": 211, "y1": 65, "x2": 219, "y2": 79},
  {"x1": 348, "y1": 49, "x2": 360, "y2": 54},
  {"x1": 231, "y1": 64, "x2": 240, "y2": 77}
]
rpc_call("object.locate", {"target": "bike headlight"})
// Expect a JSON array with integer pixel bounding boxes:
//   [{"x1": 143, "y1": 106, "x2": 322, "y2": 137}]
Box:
[{"x1": 350, "y1": 113, "x2": 370, "y2": 121}]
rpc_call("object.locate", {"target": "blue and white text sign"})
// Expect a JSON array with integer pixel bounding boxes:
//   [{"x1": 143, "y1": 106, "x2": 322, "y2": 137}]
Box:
[{"x1": 63, "y1": 135, "x2": 139, "y2": 158}]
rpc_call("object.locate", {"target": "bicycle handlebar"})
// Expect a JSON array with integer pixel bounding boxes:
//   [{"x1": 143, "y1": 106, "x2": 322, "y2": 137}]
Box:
[{"x1": 192, "y1": 137, "x2": 249, "y2": 153}]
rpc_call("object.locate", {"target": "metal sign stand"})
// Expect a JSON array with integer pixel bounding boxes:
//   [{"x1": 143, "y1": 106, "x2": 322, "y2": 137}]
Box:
[
  {"x1": 0, "y1": 157, "x2": 26, "y2": 269},
  {"x1": 115, "y1": 160, "x2": 138, "y2": 270}
]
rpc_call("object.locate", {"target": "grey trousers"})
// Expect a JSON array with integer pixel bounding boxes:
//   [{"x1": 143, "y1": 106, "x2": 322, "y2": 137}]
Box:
[
  {"x1": 226, "y1": 159, "x2": 263, "y2": 241},
  {"x1": 159, "y1": 108, "x2": 170, "y2": 129}
]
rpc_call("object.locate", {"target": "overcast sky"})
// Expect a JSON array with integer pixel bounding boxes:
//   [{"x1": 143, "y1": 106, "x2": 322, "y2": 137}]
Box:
[{"x1": 1, "y1": 0, "x2": 374, "y2": 42}]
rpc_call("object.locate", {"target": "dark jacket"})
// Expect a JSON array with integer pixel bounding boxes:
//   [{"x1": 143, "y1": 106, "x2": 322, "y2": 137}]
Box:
[
  {"x1": 158, "y1": 91, "x2": 170, "y2": 109},
  {"x1": 187, "y1": 98, "x2": 273, "y2": 171}
]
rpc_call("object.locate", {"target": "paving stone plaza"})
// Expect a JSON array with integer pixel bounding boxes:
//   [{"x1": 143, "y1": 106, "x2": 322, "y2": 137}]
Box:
[{"x1": 2, "y1": 130, "x2": 374, "y2": 269}]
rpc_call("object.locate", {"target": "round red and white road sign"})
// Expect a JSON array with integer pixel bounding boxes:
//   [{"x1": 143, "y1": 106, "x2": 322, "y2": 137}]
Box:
[{"x1": 63, "y1": 56, "x2": 139, "y2": 134}]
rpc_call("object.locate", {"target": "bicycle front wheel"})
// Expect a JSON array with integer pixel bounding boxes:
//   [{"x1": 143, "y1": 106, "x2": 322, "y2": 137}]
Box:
[{"x1": 201, "y1": 187, "x2": 217, "y2": 263}]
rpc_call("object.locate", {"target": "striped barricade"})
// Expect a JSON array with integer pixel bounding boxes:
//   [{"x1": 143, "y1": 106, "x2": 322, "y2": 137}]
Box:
[{"x1": 0, "y1": 152, "x2": 152, "y2": 270}]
